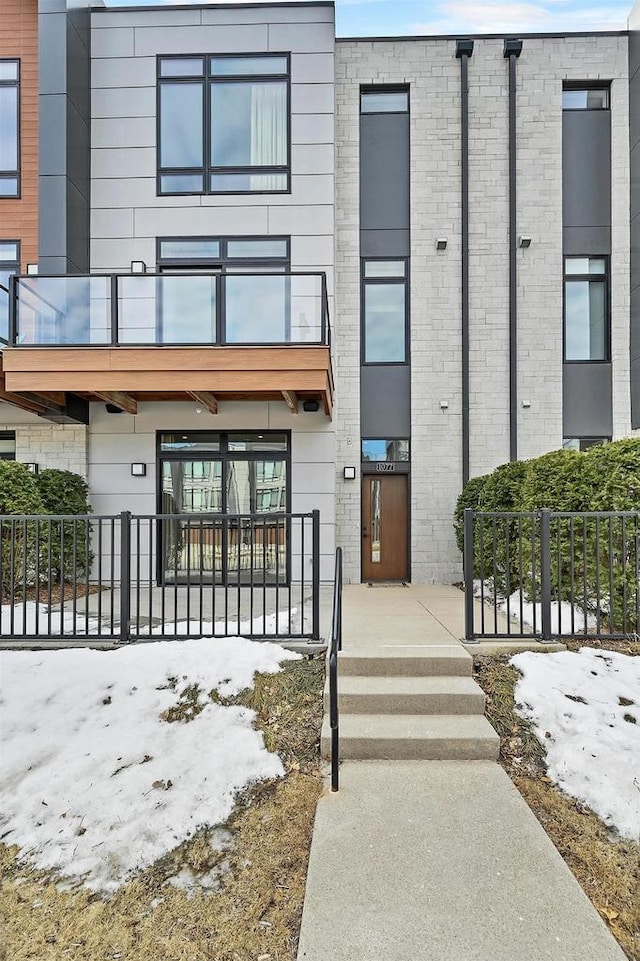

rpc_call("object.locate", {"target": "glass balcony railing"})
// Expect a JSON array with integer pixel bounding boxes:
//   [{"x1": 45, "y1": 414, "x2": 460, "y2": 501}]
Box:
[{"x1": 6, "y1": 272, "x2": 330, "y2": 348}]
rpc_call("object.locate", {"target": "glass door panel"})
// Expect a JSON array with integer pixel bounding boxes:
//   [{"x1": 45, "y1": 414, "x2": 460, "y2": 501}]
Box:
[
  {"x1": 225, "y1": 459, "x2": 287, "y2": 580},
  {"x1": 161, "y1": 460, "x2": 223, "y2": 580}
]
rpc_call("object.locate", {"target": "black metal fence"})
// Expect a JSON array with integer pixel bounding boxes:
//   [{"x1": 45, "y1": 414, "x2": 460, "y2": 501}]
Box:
[
  {"x1": 0, "y1": 510, "x2": 320, "y2": 642},
  {"x1": 464, "y1": 508, "x2": 640, "y2": 641}
]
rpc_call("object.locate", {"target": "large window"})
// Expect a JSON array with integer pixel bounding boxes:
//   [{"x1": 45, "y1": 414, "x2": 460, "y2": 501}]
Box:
[
  {"x1": 564, "y1": 257, "x2": 609, "y2": 361},
  {"x1": 362, "y1": 259, "x2": 408, "y2": 364},
  {"x1": 0, "y1": 240, "x2": 19, "y2": 343},
  {"x1": 158, "y1": 432, "x2": 290, "y2": 582},
  {"x1": 157, "y1": 54, "x2": 290, "y2": 195},
  {"x1": 0, "y1": 60, "x2": 19, "y2": 198}
]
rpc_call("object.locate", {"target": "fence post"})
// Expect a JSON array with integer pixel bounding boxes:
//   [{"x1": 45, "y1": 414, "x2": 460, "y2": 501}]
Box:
[
  {"x1": 311, "y1": 510, "x2": 320, "y2": 641},
  {"x1": 463, "y1": 508, "x2": 476, "y2": 641},
  {"x1": 540, "y1": 508, "x2": 552, "y2": 641},
  {"x1": 119, "y1": 510, "x2": 131, "y2": 644}
]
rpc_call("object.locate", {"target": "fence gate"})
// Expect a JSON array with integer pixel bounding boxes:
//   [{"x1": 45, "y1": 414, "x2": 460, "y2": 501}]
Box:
[{"x1": 0, "y1": 511, "x2": 321, "y2": 642}]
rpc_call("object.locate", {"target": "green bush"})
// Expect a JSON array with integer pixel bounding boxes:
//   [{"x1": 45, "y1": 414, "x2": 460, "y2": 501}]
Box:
[
  {"x1": 0, "y1": 462, "x2": 45, "y2": 596},
  {"x1": 520, "y1": 449, "x2": 586, "y2": 512},
  {"x1": 35, "y1": 469, "x2": 93, "y2": 581},
  {"x1": 477, "y1": 459, "x2": 529, "y2": 512},
  {"x1": 474, "y1": 461, "x2": 530, "y2": 596},
  {"x1": 453, "y1": 473, "x2": 489, "y2": 553},
  {"x1": 582, "y1": 438, "x2": 640, "y2": 511}
]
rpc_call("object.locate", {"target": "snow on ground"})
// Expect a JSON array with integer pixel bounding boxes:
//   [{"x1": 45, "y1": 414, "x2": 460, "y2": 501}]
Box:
[
  {"x1": 473, "y1": 581, "x2": 597, "y2": 635},
  {"x1": 0, "y1": 602, "x2": 303, "y2": 637},
  {"x1": 511, "y1": 647, "x2": 640, "y2": 840},
  {"x1": 0, "y1": 637, "x2": 299, "y2": 893}
]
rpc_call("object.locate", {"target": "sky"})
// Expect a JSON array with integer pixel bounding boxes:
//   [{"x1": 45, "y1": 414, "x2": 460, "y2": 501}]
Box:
[{"x1": 104, "y1": 0, "x2": 634, "y2": 36}]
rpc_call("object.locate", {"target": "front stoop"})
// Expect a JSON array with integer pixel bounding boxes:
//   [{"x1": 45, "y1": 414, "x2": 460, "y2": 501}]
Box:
[{"x1": 321, "y1": 642, "x2": 499, "y2": 761}]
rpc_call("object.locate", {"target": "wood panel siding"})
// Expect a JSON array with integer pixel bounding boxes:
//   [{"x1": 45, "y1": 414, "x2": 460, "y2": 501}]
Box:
[
  {"x1": 1, "y1": 346, "x2": 334, "y2": 416},
  {"x1": 0, "y1": 0, "x2": 38, "y2": 266}
]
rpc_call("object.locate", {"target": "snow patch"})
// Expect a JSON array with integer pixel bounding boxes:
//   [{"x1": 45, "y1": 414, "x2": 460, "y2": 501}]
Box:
[
  {"x1": 511, "y1": 647, "x2": 640, "y2": 840},
  {"x1": 0, "y1": 637, "x2": 299, "y2": 893}
]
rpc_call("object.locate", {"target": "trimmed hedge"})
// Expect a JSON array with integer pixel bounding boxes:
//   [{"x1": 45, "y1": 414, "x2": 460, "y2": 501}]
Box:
[
  {"x1": 453, "y1": 473, "x2": 488, "y2": 552},
  {"x1": 36, "y1": 469, "x2": 93, "y2": 581},
  {"x1": 0, "y1": 462, "x2": 45, "y2": 594}
]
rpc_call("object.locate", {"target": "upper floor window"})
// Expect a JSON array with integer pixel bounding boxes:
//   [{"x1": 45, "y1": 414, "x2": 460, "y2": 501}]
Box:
[
  {"x1": 0, "y1": 240, "x2": 19, "y2": 343},
  {"x1": 157, "y1": 54, "x2": 290, "y2": 195},
  {"x1": 360, "y1": 87, "x2": 409, "y2": 114},
  {"x1": 562, "y1": 85, "x2": 609, "y2": 110},
  {"x1": 362, "y1": 259, "x2": 408, "y2": 364},
  {"x1": 0, "y1": 60, "x2": 19, "y2": 197},
  {"x1": 564, "y1": 256, "x2": 609, "y2": 362}
]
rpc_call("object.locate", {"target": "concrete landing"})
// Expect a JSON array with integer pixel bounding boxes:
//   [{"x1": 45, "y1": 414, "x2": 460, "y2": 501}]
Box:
[{"x1": 297, "y1": 761, "x2": 626, "y2": 961}]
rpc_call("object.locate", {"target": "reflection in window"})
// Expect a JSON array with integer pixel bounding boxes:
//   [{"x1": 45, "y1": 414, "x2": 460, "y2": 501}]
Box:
[
  {"x1": 361, "y1": 89, "x2": 409, "y2": 113},
  {"x1": 562, "y1": 86, "x2": 609, "y2": 110},
  {"x1": 158, "y1": 54, "x2": 289, "y2": 195},
  {"x1": 564, "y1": 257, "x2": 608, "y2": 361},
  {"x1": 0, "y1": 240, "x2": 19, "y2": 343},
  {"x1": 0, "y1": 60, "x2": 19, "y2": 197},
  {"x1": 362, "y1": 439, "x2": 409, "y2": 462},
  {"x1": 370, "y1": 479, "x2": 381, "y2": 564},
  {"x1": 562, "y1": 437, "x2": 610, "y2": 452},
  {"x1": 364, "y1": 282, "x2": 406, "y2": 363}
]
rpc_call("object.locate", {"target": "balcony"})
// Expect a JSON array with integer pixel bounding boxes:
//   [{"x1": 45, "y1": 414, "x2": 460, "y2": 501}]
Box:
[{"x1": 1, "y1": 272, "x2": 333, "y2": 418}]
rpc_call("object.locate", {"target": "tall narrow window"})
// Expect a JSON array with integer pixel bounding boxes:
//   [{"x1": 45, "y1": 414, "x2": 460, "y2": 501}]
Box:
[
  {"x1": 564, "y1": 257, "x2": 609, "y2": 361},
  {"x1": 158, "y1": 55, "x2": 290, "y2": 195},
  {"x1": 0, "y1": 60, "x2": 19, "y2": 197},
  {"x1": 362, "y1": 259, "x2": 408, "y2": 364},
  {"x1": 0, "y1": 240, "x2": 19, "y2": 343}
]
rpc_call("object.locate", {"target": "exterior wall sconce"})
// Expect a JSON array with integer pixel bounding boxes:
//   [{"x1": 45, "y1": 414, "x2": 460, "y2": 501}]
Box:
[
  {"x1": 343, "y1": 467, "x2": 356, "y2": 480},
  {"x1": 131, "y1": 261, "x2": 147, "y2": 274},
  {"x1": 436, "y1": 238, "x2": 448, "y2": 250},
  {"x1": 302, "y1": 399, "x2": 320, "y2": 412},
  {"x1": 522, "y1": 399, "x2": 532, "y2": 408},
  {"x1": 26, "y1": 263, "x2": 38, "y2": 275},
  {"x1": 439, "y1": 400, "x2": 449, "y2": 410},
  {"x1": 518, "y1": 236, "x2": 532, "y2": 248},
  {"x1": 131, "y1": 463, "x2": 147, "y2": 477},
  {"x1": 25, "y1": 462, "x2": 39, "y2": 474}
]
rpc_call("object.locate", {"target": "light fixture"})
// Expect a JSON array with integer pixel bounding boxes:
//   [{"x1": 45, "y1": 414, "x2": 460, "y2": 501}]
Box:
[
  {"x1": 518, "y1": 236, "x2": 532, "y2": 248},
  {"x1": 25, "y1": 462, "x2": 39, "y2": 474},
  {"x1": 130, "y1": 260, "x2": 147, "y2": 274},
  {"x1": 522, "y1": 399, "x2": 531, "y2": 409},
  {"x1": 343, "y1": 466, "x2": 356, "y2": 480},
  {"x1": 436, "y1": 238, "x2": 448, "y2": 251},
  {"x1": 302, "y1": 399, "x2": 320, "y2": 412},
  {"x1": 26, "y1": 263, "x2": 38, "y2": 275},
  {"x1": 131, "y1": 463, "x2": 146, "y2": 477},
  {"x1": 105, "y1": 404, "x2": 123, "y2": 414},
  {"x1": 439, "y1": 400, "x2": 449, "y2": 410}
]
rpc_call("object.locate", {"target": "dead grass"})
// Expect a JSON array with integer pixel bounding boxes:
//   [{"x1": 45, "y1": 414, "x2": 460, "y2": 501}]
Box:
[
  {"x1": 0, "y1": 657, "x2": 326, "y2": 961},
  {"x1": 474, "y1": 650, "x2": 640, "y2": 961}
]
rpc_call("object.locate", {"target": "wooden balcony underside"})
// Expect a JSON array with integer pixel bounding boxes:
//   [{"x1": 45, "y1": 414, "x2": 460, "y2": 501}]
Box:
[{"x1": 1, "y1": 346, "x2": 334, "y2": 417}]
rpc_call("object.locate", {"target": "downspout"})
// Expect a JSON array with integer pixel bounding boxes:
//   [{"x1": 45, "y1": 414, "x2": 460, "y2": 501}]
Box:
[
  {"x1": 504, "y1": 38, "x2": 523, "y2": 462},
  {"x1": 456, "y1": 39, "x2": 474, "y2": 486}
]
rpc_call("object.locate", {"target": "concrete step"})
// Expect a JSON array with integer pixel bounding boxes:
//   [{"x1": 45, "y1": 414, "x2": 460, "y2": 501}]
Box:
[
  {"x1": 338, "y1": 646, "x2": 472, "y2": 678},
  {"x1": 323, "y1": 675, "x2": 486, "y2": 715},
  {"x1": 321, "y1": 713, "x2": 499, "y2": 761}
]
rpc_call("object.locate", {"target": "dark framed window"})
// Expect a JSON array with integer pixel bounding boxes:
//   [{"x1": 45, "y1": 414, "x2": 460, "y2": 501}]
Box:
[
  {"x1": 361, "y1": 439, "x2": 410, "y2": 462},
  {"x1": 157, "y1": 431, "x2": 291, "y2": 584},
  {"x1": 562, "y1": 437, "x2": 610, "y2": 452},
  {"x1": 157, "y1": 235, "x2": 289, "y2": 271},
  {"x1": 0, "y1": 239, "x2": 19, "y2": 343},
  {"x1": 0, "y1": 431, "x2": 15, "y2": 461},
  {"x1": 157, "y1": 54, "x2": 290, "y2": 195},
  {"x1": 563, "y1": 257, "x2": 609, "y2": 362},
  {"x1": 361, "y1": 259, "x2": 408, "y2": 364},
  {"x1": 0, "y1": 60, "x2": 19, "y2": 198},
  {"x1": 562, "y1": 84, "x2": 610, "y2": 110},
  {"x1": 360, "y1": 87, "x2": 409, "y2": 114}
]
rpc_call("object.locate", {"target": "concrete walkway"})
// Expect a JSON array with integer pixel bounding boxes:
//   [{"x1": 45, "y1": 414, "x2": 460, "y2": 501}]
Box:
[{"x1": 297, "y1": 585, "x2": 626, "y2": 961}]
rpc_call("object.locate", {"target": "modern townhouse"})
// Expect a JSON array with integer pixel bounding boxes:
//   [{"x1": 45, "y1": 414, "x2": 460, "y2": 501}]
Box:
[{"x1": 0, "y1": 0, "x2": 638, "y2": 592}]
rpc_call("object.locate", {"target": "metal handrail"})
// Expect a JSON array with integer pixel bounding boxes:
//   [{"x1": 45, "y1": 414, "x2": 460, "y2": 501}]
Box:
[{"x1": 329, "y1": 546, "x2": 342, "y2": 792}]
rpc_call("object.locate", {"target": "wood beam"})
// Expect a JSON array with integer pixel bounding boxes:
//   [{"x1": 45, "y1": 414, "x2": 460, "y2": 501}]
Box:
[
  {"x1": 281, "y1": 390, "x2": 298, "y2": 414},
  {"x1": 30, "y1": 391, "x2": 67, "y2": 407},
  {"x1": 0, "y1": 390, "x2": 47, "y2": 416},
  {"x1": 187, "y1": 391, "x2": 218, "y2": 415},
  {"x1": 92, "y1": 391, "x2": 138, "y2": 415}
]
